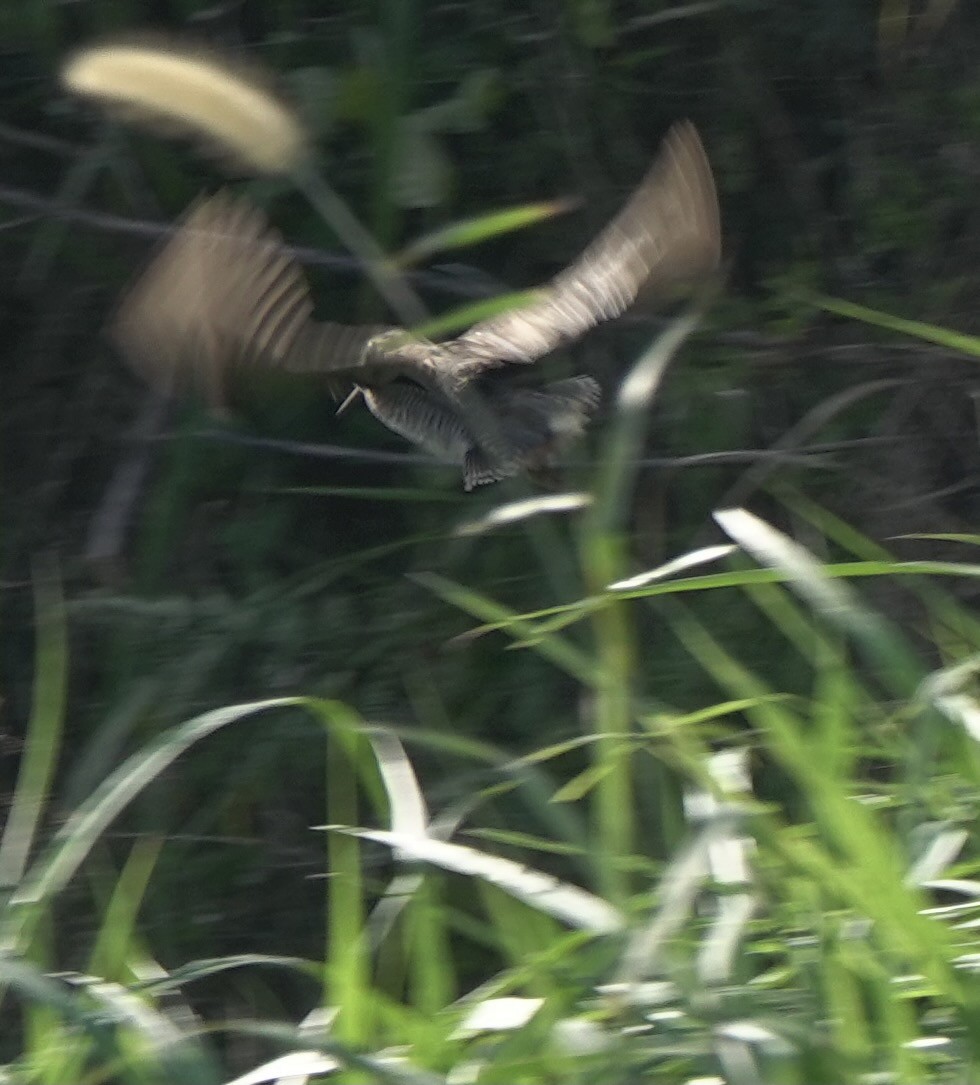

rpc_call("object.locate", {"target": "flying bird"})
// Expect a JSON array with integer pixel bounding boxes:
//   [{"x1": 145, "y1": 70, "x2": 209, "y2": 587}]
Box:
[{"x1": 111, "y1": 120, "x2": 721, "y2": 488}]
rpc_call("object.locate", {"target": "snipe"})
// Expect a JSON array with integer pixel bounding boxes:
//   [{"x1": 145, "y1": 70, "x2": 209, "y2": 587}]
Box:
[{"x1": 112, "y1": 121, "x2": 721, "y2": 488}]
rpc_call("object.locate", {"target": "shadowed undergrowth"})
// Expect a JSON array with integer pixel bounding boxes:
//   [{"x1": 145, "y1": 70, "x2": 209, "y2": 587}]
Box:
[
  {"x1": 3, "y1": 310, "x2": 980, "y2": 1083},
  {"x1": 3, "y1": 4, "x2": 980, "y2": 1081}
]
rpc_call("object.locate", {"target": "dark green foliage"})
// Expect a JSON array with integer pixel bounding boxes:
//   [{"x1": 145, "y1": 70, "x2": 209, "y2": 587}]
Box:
[{"x1": 2, "y1": 1, "x2": 980, "y2": 1081}]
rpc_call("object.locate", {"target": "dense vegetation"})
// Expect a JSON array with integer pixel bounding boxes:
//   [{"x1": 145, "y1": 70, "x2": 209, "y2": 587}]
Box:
[{"x1": 2, "y1": 1, "x2": 980, "y2": 1081}]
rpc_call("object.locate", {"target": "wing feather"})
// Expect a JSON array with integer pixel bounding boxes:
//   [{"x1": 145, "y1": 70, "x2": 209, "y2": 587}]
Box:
[
  {"x1": 109, "y1": 192, "x2": 389, "y2": 401},
  {"x1": 447, "y1": 120, "x2": 720, "y2": 370}
]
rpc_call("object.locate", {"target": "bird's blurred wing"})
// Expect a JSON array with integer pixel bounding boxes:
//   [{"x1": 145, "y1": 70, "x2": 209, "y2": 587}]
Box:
[
  {"x1": 448, "y1": 120, "x2": 720, "y2": 372},
  {"x1": 110, "y1": 192, "x2": 389, "y2": 402}
]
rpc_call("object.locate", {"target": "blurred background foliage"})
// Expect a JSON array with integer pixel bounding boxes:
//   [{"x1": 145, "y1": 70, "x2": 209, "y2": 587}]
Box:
[{"x1": 2, "y1": 0, "x2": 980, "y2": 1081}]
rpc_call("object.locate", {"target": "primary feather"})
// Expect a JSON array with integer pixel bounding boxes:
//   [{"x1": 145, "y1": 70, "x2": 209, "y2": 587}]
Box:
[{"x1": 445, "y1": 120, "x2": 720, "y2": 374}]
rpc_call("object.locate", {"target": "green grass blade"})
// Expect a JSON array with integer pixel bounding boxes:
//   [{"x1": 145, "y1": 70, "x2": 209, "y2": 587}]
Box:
[
  {"x1": 412, "y1": 571, "x2": 600, "y2": 685},
  {"x1": 803, "y1": 291, "x2": 980, "y2": 359},
  {"x1": 407, "y1": 290, "x2": 547, "y2": 342},
  {"x1": 334, "y1": 828, "x2": 624, "y2": 933},
  {"x1": 88, "y1": 835, "x2": 163, "y2": 979},
  {"x1": 394, "y1": 199, "x2": 573, "y2": 267},
  {"x1": 4, "y1": 698, "x2": 302, "y2": 952},
  {"x1": 669, "y1": 606, "x2": 978, "y2": 1028},
  {"x1": 0, "y1": 565, "x2": 68, "y2": 890},
  {"x1": 714, "y1": 507, "x2": 927, "y2": 698}
]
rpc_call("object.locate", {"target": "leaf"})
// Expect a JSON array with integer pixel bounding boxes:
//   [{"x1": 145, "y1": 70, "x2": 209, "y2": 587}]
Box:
[
  {"x1": 326, "y1": 827, "x2": 624, "y2": 934},
  {"x1": 802, "y1": 291, "x2": 980, "y2": 360},
  {"x1": 396, "y1": 199, "x2": 575, "y2": 268}
]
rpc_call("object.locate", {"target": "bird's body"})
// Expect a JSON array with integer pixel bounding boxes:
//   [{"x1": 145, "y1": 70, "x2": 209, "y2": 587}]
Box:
[{"x1": 111, "y1": 120, "x2": 720, "y2": 487}]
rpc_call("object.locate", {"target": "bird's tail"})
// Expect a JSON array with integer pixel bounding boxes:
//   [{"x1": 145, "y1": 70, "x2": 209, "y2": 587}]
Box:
[{"x1": 463, "y1": 375, "x2": 600, "y2": 489}]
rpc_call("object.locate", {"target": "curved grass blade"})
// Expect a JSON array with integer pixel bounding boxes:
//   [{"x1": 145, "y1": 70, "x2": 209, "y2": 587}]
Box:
[
  {"x1": 406, "y1": 289, "x2": 545, "y2": 342},
  {"x1": 588, "y1": 304, "x2": 704, "y2": 538},
  {"x1": 140, "y1": 954, "x2": 320, "y2": 994},
  {"x1": 455, "y1": 492, "x2": 591, "y2": 538},
  {"x1": 803, "y1": 291, "x2": 980, "y2": 360},
  {"x1": 0, "y1": 565, "x2": 67, "y2": 889},
  {"x1": 714, "y1": 507, "x2": 927, "y2": 698},
  {"x1": 327, "y1": 827, "x2": 624, "y2": 934},
  {"x1": 394, "y1": 199, "x2": 575, "y2": 268},
  {"x1": 413, "y1": 570, "x2": 599, "y2": 684},
  {"x1": 4, "y1": 698, "x2": 302, "y2": 951}
]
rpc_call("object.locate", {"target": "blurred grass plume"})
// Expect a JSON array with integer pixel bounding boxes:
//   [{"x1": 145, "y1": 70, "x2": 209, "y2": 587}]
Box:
[{"x1": 62, "y1": 40, "x2": 309, "y2": 176}]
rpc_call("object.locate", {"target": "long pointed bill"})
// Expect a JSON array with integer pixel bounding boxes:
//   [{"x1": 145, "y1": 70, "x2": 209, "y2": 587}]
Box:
[{"x1": 336, "y1": 386, "x2": 364, "y2": 417}]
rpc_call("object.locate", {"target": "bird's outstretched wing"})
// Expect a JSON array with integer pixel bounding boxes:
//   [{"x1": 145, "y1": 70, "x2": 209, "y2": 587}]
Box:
[
  {"x1": 110, "y1": 193, "x2": 391, "y2": 402},
  {"x1": 446, "y1": 120, "x2": 720, "y2": 373}
]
